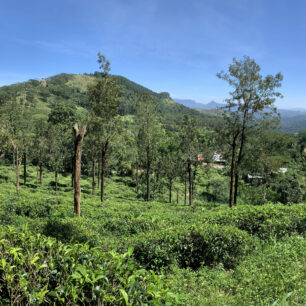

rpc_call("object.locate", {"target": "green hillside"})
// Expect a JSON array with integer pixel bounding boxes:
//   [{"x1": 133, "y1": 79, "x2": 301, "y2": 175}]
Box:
[{"x1": 0, "y1": 72, "x2": 224, "y2": 130}]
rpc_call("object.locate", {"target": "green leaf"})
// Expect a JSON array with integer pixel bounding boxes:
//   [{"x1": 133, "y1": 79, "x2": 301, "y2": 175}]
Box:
[{"x1": 120, "y1": 289, "x2": 129, "y2": 305}]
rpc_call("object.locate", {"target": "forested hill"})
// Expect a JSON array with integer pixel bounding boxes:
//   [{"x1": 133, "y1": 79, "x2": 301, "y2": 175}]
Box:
[
  {"x1": 174, "y1": 98, "x2": 306, "y2": 134},
  {"x1": 0, "y1": 72, "x2": 224, "y2": 130}
]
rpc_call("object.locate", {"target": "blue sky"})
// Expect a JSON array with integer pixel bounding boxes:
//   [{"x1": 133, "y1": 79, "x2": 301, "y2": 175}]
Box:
[{"x1": 0, "y1": 0, "x2": 306, "y2": 108}]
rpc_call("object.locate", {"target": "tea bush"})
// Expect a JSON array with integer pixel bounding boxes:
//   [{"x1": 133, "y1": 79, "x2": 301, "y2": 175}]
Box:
[
  {"x1": 166, "y1": 235, "x2": 306, "y2": 305},
  {"x1": 133, "y1": 224, "x2": 258, "y2": 270},
  {"x1": 202, "y1": 203, "x2": 306, "y2": 238},
  {"x1": 0, "y1": 165, "x2": 305, "y2": 305},
  {"x1": 0, "y1": 226, "x2": 175, "y2": 305}
]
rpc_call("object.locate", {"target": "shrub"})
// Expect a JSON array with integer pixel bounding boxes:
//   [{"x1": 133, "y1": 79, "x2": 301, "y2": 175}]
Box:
[
  {"x1": 202, "y1": 204, "x2": 306, "y2": 239},
  {"x1": 42, "y1": 217, "x2": 98, "y2": 246},
  {"x1": 176, "y1": 224, "x2": 257, "y2": 269},
  {"x1": 232, "y1": 235, "x2": 306, "y2": 305},
  {"x1": 0, "y1": 226, "x2": 174, "y2": 305},
  {"x1": 133, "y1": 224, "x2": 258, "y2": 271},
  {"x1": 4, "y1": 201, "x2": 52, "y2": 218}
]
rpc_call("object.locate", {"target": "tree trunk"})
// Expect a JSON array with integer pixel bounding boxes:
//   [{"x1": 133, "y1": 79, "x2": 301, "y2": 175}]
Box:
[
  {"x1": 101, "y1": 151, "x2": 105, "y2": 202},
  {"x1": 97, "y1": 160, "x2": 101, "y2": 190},
  {"x1": 55, "y1": 170, "x2": 58, "y2": 196},
  {"x1": 15, "y1": 147, "x2": 19, "y2": 194},
  {"x1": 229, "y1": 131, "x2": 240, "y2": 208},
  {"x1": 101, "y1": 141, "x2": 108, "y2": 202},
  {"x1": 73, "y1": 124, "x2": 87, "y2": 216},
  {"x1": 233, "y1": 172, "x2": 239, "y2": 205},
  {"x1": 146, "y1": 146, "x2": 151, "y2": 201},
  {"x1": 92, "y1": 159, "x2": 96, "y2": 195},
  {"x1": 184, "y1": 172, "x2": 187, "y2": 205},
  {"x1": 36, "y1": 166, "x2": 39, "y2": 183},
  {"x1": 176, "y1": 189, "x2": 179, "y2": 204},
  {"x1": 192, "y1": 166, "x2": 197, "y2": 202},
  {"x1": 188, "y1": 161, "x2": 192, "y2": 206},
  {"x1": 234, "y1": 109, "x2": 248, "y2": 205},
  {"x1": 23, "y1": 151, "x2": 26, "y2": 186}
]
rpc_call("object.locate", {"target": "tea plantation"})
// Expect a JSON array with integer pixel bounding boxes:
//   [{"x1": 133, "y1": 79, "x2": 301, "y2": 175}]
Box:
[{"x1": 0, "y1": 165, "x2": 305, "y2": 305}]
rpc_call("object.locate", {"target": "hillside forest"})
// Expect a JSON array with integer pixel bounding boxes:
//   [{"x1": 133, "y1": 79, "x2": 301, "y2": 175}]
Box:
[{"x1": 0, "y1": 54, "x2": 305, "y2": 305}]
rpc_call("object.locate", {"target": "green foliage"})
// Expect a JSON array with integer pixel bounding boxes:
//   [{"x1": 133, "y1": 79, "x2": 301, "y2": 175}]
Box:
[
  {"x1": 271, "y1": 173, "x2": 305, "y2": 203},
  {"x1": 232, "y1": 235, "x2": 306, "y2": 305},
  {"x1": 133, "y1": 224, "x2": 258, "y2": 271},
  {"x1": 167, "y1": 235, "x2": 306, "y2": 305},
  {"x1": 205, "y1": 178, "x2": 228, "y2": 202},
  {"x1": 202, "y1": 203, "x2": 306, "y2": 239},
  {"x1": 0, "y1": 226, "x2": 173, "y2": 305},
  {"x1": 0, "y1": 165, "x2": 304, "y2": 305}
]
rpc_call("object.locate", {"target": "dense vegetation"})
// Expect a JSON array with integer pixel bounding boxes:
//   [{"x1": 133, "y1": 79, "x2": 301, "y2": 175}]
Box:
[
  {"x1": 0, "y1": 166, "x2": 305, "y2": 304},
  {"x1": 0, "y1": 55, "x2": 305, "y2": 304}
]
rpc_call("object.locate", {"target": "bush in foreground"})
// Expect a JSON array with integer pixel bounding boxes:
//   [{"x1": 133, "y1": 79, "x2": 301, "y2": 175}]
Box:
[{"x1": 0, "y1": 226, "x2": 175, "y2": 305}]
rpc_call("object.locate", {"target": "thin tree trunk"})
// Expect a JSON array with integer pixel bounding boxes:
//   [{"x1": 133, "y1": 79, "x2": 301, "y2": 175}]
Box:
[
  {"x1": 23, "y1": 151, "x2": 26, "y2": 186},
  {"x1": 97, "y1": 160, "x2": 101, "y2": 190},
  {"x1": 188, "y1": 161, "x2": 192, "y2": 206},
  {"x1": 36, "y1": 166, "x2": 39, "y2": 183},
  {"x1": 55, "y1": 170, "x2": 58, "y2": 196},
  {"x1": 101, "y1": 151, "x2": 105, "y2": 202},
  {"x1": 15, "y1": 147, "x2": 19, "y2": 194},
  {"x1": 12, "y1": 148, "x2": 15, "y2": 169},
  {"x1": 176, "y1": 189, "x2": 179, "y2": 204},
  {"x1": 73, "y1": 124, "x2": 87, "y2": 216},
  {"x1": 101, "y1": 141, "x2": 108, "y2": 202},
  {"x1": 192, "y1": 166, "x2": 197, "y2": 203},
  {"x1": 229, "y1": 131, "x2": 240, "y2": 208},
  {"x1": 146, "y1": 146, "x2": 151, "y2": 201},
  {"x1": 234, "y1": 109, "x2": 248, "y2": 205},
  {"x1": 184, "y1": 172, "x2": 187, "y2": 205},
  {"x1": 233, "y1": 172, "x2": 239, "y2": 205},
  {"x1": 92, "y1": 159, "x2": 96, "y2": 195}
]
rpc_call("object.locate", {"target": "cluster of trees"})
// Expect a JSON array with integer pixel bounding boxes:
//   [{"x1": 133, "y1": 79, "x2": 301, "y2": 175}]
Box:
[{"x1": 0, "y1": 54, "x2": 305, "y2": 215}]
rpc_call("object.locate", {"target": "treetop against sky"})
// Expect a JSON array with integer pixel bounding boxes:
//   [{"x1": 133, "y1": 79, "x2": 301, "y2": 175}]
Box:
[{"x1": 0, "y1": 0, "x2": 305, "y2": 108}]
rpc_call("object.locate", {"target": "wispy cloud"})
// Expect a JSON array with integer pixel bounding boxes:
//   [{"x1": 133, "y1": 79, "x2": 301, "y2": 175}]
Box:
[{"x1": 15, "y1": 38, "x2": 96, "y2": 58}]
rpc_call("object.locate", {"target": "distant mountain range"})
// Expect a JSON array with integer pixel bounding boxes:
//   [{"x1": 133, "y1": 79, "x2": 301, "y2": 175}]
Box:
[
  {"x1": 174, "y1": 98, "x2": 306, "y2": 133},
  {"x1": 174, "y1": 99, "x2": 226, "y2": 110}
]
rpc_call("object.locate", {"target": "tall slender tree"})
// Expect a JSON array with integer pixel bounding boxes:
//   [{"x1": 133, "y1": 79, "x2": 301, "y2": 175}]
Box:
[
  {"x1": 135, "y1": 93, "x2": 161, "y2": 201},
  {"x1": 179, "y1": 115, "x2": 200, "y2": 206},
  {"x1": 73, "y1": 123, "x2": 86, "y2": 216},
  {"x1": 88, "y1": 52, "x2": 122, "y2": 202},
  {"x1": 0, "y1": 98, "x2": 29, "y2": 193},
  {"x1": 217, "y1": 56, "x2": 283, "y2": 207}
]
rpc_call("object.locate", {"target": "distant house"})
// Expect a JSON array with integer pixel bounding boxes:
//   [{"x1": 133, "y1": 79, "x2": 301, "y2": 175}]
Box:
[
  {"x1": 247, "y1": 174, "x2": 263, "y2": 180},
  {"x1": 197, "y1": 152, "x2": 226, "y2": 169},
  {"x1": 212, "y1": 152, "x2": 224, "y2": 163},
  {"x1": 246, "y1": 174, "x2": 264, "y2": 185},
  {"x1": 197, "y1": 154, "x2": 205, "y2": 162},
  {"x1": 211, "y1": 152, "x2": 226, "y2": 168}
]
